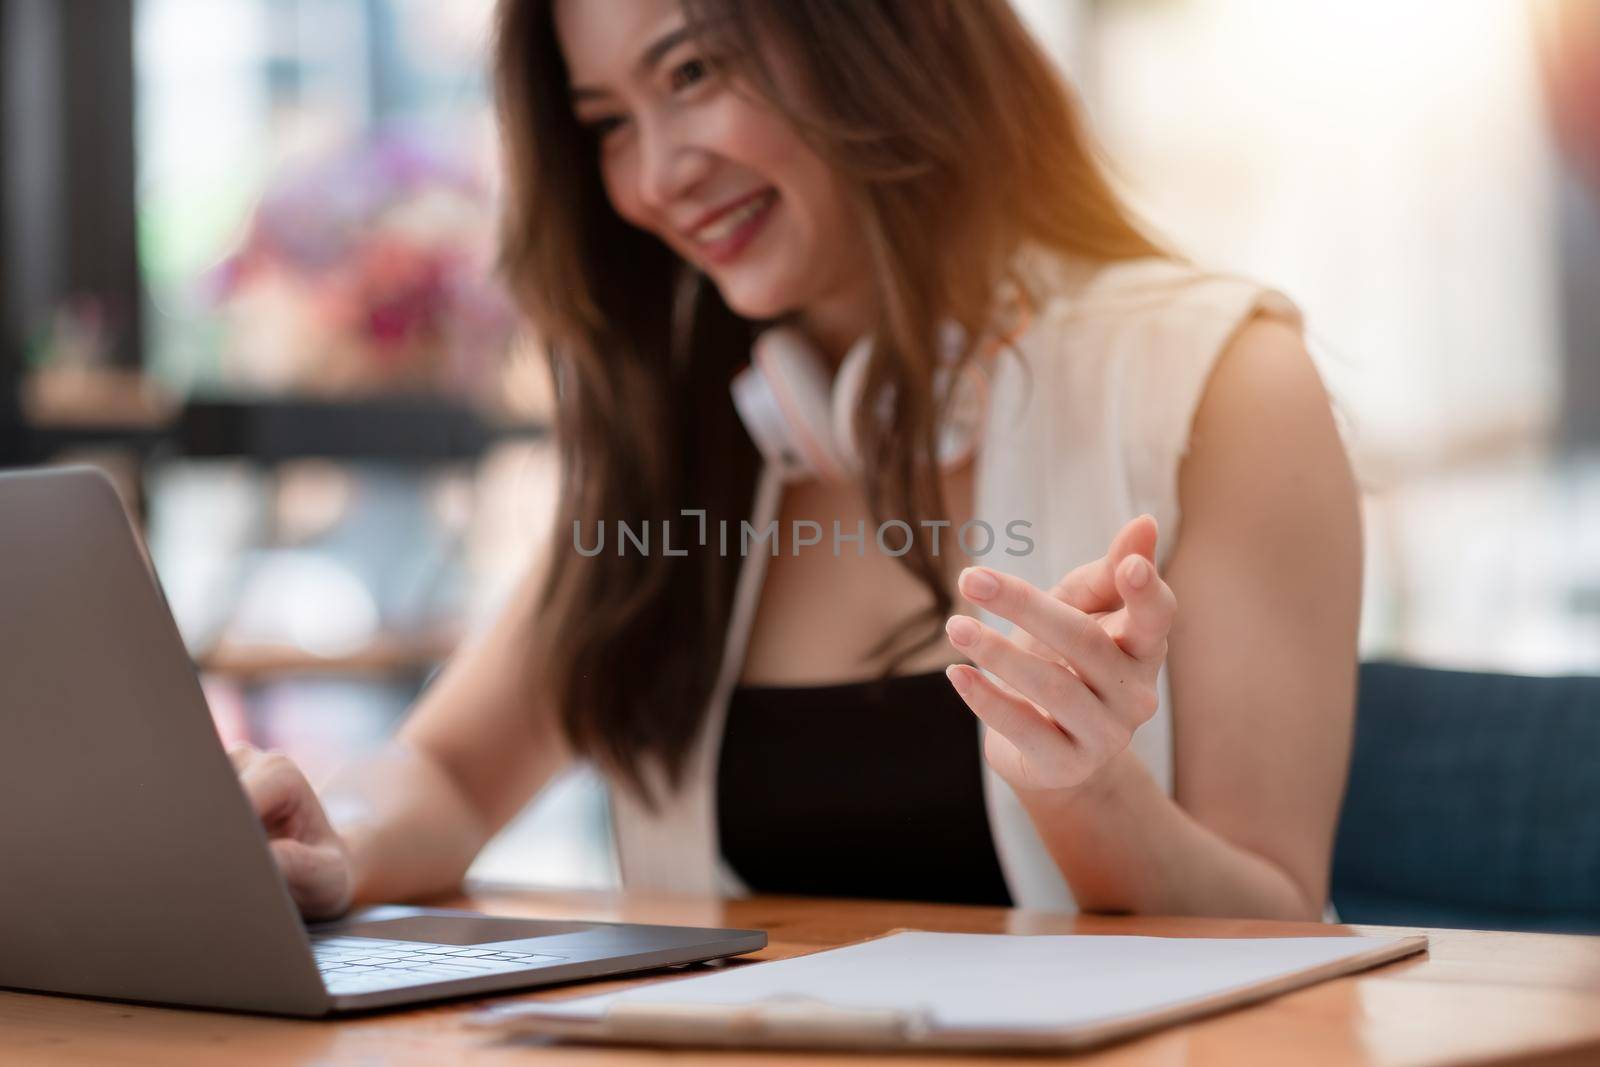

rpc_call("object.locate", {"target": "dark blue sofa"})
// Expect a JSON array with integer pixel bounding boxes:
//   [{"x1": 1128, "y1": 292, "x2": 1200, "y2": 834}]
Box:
[{"x1": 1331, "y1": 661, "x2": 1600, "y2": 932}]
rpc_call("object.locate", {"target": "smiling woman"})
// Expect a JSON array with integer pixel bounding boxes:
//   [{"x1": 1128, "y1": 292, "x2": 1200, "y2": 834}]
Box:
[
  {"x1": 493, "y1": 0, "x2": 1168, "y2": 802},
  {"x1": 226, "y1": 0, "x2": 1362, "y2": 925},
  {"x1": 555, "y1": 1, "x2": 873, "y2": 333}
]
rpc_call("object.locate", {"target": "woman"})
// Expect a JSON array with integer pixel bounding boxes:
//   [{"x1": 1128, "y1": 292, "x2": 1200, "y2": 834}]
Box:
[{"x1": 233, "y1": 0, "x2": 1361, "y2": 921}]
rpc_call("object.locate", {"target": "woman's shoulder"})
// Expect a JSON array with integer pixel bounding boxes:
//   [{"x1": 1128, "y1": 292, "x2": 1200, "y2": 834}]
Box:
[
  {"x1": 1006, "y1": 245, "x2": 1309, "y2": 443},
  {"x1": 994, "y1": 246, "x2": 1324, "y2": 561},
  {"x1": 1010, "y1": 244, "x2": 1303, "y2": 342}
]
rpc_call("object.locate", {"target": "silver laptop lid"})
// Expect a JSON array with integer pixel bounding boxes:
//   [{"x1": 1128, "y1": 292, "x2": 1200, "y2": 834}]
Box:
[{"x1": 0, "y1": 466, "x2": 328, "y2": 1014}]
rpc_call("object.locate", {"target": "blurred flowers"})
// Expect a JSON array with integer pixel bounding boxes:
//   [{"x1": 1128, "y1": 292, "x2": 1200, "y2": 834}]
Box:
[{"x1": 208, "y1": 134, "x2": 515, "y2": 401}]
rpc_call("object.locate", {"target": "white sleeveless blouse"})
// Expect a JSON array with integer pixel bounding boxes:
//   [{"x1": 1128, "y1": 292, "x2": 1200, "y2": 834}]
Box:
[{"x1": 605, "y1": 251, "x2": 1304, "y2": 911}]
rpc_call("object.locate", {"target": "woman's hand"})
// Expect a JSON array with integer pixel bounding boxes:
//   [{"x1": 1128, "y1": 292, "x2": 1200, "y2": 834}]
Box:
[
  {"x1": 944, "y1": 514, "x2": 1176, "y2": 795},
  {"x1": 229, "y1": 744, "x2": 356, "y2": 920}
]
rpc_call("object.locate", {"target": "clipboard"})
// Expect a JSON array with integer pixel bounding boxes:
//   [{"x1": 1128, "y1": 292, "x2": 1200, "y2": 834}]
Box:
[{"x1": 469, "y1": 928, "x2": 1428, "y2": 1052}]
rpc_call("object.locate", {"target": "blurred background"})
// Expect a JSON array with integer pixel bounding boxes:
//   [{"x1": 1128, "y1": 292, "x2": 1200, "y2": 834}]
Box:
[{"x1": 1, "y1": 0, "x2": 1597, "y2": 893}]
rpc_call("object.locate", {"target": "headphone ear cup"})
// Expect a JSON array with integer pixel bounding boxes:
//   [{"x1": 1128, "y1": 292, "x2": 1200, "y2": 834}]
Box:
[
  {"x1": 934, "y1": 360, "x2": 990, "y2": 470},
  {"x1": 827, "y1": 336, "x2": 989, "y2": 479},
  {"x1": 733, "y1": 327, "x2": 991, "y2": 483},
  {"x1": 731, "y1": 362, "x2": 805, "y2": 481},
  {"x1": 828, "y1": 336, "x2": 875, "y2": 480},
  {"x1": 733, "y1": 328, "x2": 850, "y2": 483}
]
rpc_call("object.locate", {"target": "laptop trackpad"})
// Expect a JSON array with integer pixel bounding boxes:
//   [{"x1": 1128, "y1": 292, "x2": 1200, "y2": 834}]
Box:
[{"x1": 329, "y1": 914, "x2": 595, "y2": 946}]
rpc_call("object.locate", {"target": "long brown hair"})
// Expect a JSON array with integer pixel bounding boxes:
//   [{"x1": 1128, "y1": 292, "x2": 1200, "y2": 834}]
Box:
[{"x1": 494, "y1": 0, "x2": 1163, "y2": 806}]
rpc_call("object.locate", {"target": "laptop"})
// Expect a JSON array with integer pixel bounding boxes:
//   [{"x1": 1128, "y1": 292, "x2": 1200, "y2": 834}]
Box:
[{"x1": 0, "y1": 465, "x2": 765, "y2": 1016}]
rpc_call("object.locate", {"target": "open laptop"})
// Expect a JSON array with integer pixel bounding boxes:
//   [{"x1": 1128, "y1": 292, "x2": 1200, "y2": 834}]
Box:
[{"x1": 0, "y1": 465, "x2": 765, "y2": 1016}]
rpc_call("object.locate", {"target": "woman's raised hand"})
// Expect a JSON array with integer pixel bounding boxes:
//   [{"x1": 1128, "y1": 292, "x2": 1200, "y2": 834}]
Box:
[
  {"x1": 944, "y1": 514, "x2": 1176, "y2": 794},
  {"x1": 228, "y1": 744, "x2": 356, "y2": 920}
]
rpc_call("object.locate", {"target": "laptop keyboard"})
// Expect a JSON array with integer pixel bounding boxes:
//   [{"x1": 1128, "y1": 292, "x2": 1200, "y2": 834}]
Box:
[{"x1": 312, "y1": 936, "x2": 565, "y2": 996}]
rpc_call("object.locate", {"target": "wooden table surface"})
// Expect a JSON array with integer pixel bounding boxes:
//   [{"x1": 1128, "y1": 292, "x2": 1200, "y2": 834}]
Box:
[{"x1": 4, "y1": 887, "x2": 1599, "y2": 1066}]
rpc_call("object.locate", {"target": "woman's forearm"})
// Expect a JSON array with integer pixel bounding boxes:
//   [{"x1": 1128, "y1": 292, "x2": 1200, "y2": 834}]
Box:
[
  {"x1": 1017, "y1": 749, "x2": 1322, "y2": 921},
  {"x1": 319, "y1": 740, "x2": 494, "y2": 906}
]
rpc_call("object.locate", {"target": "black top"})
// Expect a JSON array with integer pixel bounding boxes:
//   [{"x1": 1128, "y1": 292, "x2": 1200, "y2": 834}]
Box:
[{"x1": 715, "y1": 669, "x2": 1014, "y2": 907}]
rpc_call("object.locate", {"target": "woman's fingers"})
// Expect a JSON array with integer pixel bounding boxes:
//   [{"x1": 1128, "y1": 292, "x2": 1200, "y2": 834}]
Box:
[
  {"x1": 1048, "y1": 514, "x2": 1159, "y2": 614},
  {"x1": 228, "y1": 743, "x2": 354, "y2": 919},
  {"x1": 230, "y1": 744, "x2": 339, "y2": 845},
  {"x1": 233, "y1": 747, "x2": 306, "y2": 829},
  {"x1": 945, "y1": 515, "x2": 1172, "y2": 792},
  {"x1": 946, "y1": 664, "x2": 1086, "y2": 789},
  {"x1": 958, "y1": 565, "x2": 1122, "y2": 686},
  {"x1": 1107, "y1": 553, "x2": 1177, "y2": 664},
  {"x1": 946, "y1": 615, "x2": 1081, "y2": 721},
  {"x1": 945, "y1": 615, "x2": 1131, "y2": 757},
  {"x1": 270, "y1": 838, "x2": 354, "y2": 921},
  {"x1": 979, "y1": 514, "x2": 1159, "y2": 666},
  {"x1": 958, "y1": 561, "x2": 1168, "y2": 728}
]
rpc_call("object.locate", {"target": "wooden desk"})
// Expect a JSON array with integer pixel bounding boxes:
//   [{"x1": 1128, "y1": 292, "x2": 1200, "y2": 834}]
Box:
[{"x1": 4, "y1": 887, "x2": 1599, "y2": 1065}]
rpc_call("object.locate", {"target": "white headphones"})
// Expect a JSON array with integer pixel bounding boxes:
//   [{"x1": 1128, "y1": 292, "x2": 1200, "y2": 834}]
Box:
[{"x1": 729, "y1": 324, "x2": 996, "y2": 485}]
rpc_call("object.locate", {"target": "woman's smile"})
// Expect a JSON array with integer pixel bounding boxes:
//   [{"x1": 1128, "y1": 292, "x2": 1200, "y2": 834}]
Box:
[
  {"x1": 557, "y1": 0, "x2": 871, "y2": 327},
  {"x1": 686, "y1": 188, "x2": 780, "y2": 266}
]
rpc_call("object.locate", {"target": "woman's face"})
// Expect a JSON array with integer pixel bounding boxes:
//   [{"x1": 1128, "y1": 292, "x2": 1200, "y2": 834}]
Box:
[{"x1": 555, "y1": 0, "x2": 869, "y2": 330}]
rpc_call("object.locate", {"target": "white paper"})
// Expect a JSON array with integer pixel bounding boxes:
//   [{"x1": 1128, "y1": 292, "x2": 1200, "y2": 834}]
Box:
[{"x1": 476, "y1": 931, "x2": 1418, "y2": 1034}]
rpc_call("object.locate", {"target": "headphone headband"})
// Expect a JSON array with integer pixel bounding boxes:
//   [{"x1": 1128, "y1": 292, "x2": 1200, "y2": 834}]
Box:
[{"x1": 730, "y1": 286, "x2": 1034, "y2": 485}]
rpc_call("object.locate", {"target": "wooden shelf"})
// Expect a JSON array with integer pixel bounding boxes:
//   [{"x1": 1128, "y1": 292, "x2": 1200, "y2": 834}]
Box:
[
  {"x1": 195, "y1": 628, "x2": 461, "y2": 684},
  {"x1": 19, "y1": 369, "x2": 547, "y2": 463},
  {"x1": 175, "y1": 394, "x2": 545, "y2": 462}
]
